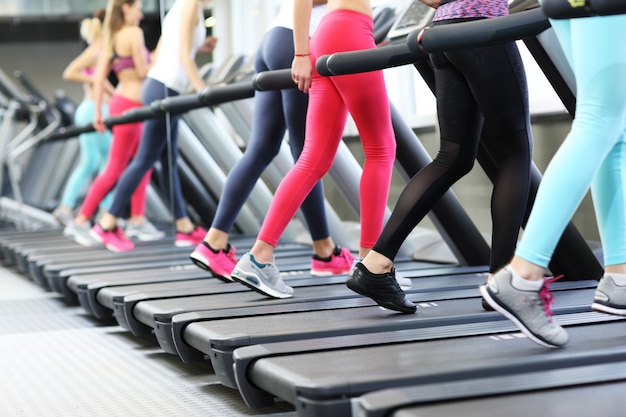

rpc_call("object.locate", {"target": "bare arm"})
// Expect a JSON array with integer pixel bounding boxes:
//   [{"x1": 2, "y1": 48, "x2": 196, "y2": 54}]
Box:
[
  {"x1": 292, "y1": 0, "x2": 313, "y2": 93},
  {"x1": 128, "y1": 26, "x2": 152, "y2": 79},
  {"x1": 62, "y1": 44, "x2": 99, "y2": 84},
  {"x1": 92, "y1": 51, "x2": 112, "y2": 132},
  {"x1": 179, "y1": 0, "x2": 206, "y2": 92}
]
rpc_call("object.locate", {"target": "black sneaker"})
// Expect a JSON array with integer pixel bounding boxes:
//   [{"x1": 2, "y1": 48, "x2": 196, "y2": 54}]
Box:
[{"x1": 346, "y1": 262, "x2": 416, "y2": 314}]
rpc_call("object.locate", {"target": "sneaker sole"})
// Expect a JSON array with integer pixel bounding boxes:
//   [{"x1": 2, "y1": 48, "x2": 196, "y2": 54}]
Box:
[
  {"x1": 231, "y1": 269, "x2": 293, "y2": 299},
  {"x1": 175, "y1": 240, "x2": 196, "y2": 247},
  {"x1": 128, "y1": 233, "x2": 165, "y2": 241},
  {"x1": 189, "y1": 251, "x2": 234, "y2": 283},
  {"x1": 591, "y1": 302, "x2": 626, "y2": 316},
  {"x1": 346, "y1": 279, "x2": 416, "y2": 314},
  {"x1": 63, "y1": 231, "x2": 100, "y2": 247},
  {"x1": 479, "y1": 285, "x2": 565, "y2": 349}
]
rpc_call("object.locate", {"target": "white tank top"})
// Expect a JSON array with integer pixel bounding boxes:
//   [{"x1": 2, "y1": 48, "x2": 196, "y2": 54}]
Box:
[
  {"x1": 269, "y1": 1, "x2": 326, "y2": 34},
  {"x1": 148, "y1": 0, "x2": 206, "y2": 93}
]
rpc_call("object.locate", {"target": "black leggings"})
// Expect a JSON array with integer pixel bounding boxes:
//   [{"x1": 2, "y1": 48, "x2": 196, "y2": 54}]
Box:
[{"x1": 373, "y1": 34, "x2": 532, "y2": 273}]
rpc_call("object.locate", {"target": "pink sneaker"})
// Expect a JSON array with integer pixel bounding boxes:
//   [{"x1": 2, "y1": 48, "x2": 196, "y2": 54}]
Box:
[
  {"x1": 90, "y1": 224, "x2": 134, "y2": 252},
  {"x1": 175, "y1": 225, "x2": 207, "y2": 247},
  {"x1": 310, "y1": 246, "x2": 355, "y2": 276},
  {"x1": 189, "y1": 241, "x2": 237, "y2": 282}
]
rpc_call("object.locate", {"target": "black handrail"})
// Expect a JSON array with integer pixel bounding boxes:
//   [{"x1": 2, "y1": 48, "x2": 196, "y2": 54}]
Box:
[
  {"x1": 315, "y1": 7, "x2": 550, "y2": 77},
  {"x1": 46, "y1": 68, "x2": 295, "y2": 141},
  {"x1": 316, "y1": 43, "x2": 427, "y2": 77},
  {"x1": 542, "y1": 0, "x2": 626, "y2": 19},
  {"x1": 407, "y1": 7, "x2": 550, "y2": 54}
]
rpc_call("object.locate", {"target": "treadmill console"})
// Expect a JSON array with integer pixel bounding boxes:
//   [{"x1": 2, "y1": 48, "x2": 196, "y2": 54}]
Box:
[{"x1": 386, "y1": 0, "x2": 436, "y2": 40}]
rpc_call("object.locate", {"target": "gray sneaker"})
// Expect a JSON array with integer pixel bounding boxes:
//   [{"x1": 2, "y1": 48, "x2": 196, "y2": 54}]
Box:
[
  {"x1": 125, "y1": 220, "x2": 165, "y2": 241},
  {"x1": 479, "y1": 268, "x2": 569, "y2": 348},
  {"x1": 63, "y1": 220, "x2": 100, "y2": 247},
  {"x1": 592, "y1": 275, "x2": 626, "y2": 316},
  {"x1": 53, "y1": 206, "x2": 74, "y2": 226},
  {"x1": 231, "y1": 252, "x2": 294, "y2": 299}
]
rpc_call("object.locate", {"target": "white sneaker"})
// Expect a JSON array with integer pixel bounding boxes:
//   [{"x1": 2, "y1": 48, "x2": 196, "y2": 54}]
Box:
[
  {"x1": 231, "y1": 253, "x2": 294, "y2": 299},
  {"x1": 63, "y1": 220, "x2": 100, "y2": 247},
  {"x1": 53, "y1": 206, "x2": 74, "y2": 226},
  {"x1": 125, "y1": 220, "x2": 165, "y2": 241}
]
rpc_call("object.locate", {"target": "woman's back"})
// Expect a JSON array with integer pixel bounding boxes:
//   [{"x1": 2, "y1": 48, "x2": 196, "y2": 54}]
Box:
[
  {"x1": 110, "y1": 25, "x2": 149, "y2": 101},
  {"x1": 327, "y1": 0, "x2": 372, "y2": 17}
]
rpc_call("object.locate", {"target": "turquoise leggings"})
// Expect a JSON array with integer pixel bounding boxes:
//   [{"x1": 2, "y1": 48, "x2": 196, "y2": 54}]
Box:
[
  {"x1": 516, "y1": 14, "x2": 626, "y2": 268},
  {"x1": 60, "y1": 99, "x2": 112, "y2": 210}
]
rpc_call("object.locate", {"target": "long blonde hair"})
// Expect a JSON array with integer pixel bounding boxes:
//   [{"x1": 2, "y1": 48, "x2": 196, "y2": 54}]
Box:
[
  {"x1": 102, "y1": 0, "x2": 137, "y2": 57},
  {"x1": 79, "y1": 8, "x2": 106, "y2": 45}
]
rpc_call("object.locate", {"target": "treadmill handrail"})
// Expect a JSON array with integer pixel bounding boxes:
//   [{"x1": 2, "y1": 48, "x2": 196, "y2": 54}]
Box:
[
  {"x1": 46, "y1": 69, "x2": 296, "y2": 141},
  {"x1": 315, "y1": 7, "x2": 551, "y2": 77},
  {"x1": 316, "y1": 42, "x2": 427, "y2": 77},
  {"x1": 408, "y1": 7, "x2": 550, "y2": 55}
]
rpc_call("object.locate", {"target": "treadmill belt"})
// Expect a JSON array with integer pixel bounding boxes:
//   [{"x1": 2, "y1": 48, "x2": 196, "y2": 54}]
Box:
[
  {"x1": 360, "y1": 368, "x2": 626, "y2": 417},
  {"x1": 181, "y1": 286, "x2": 597, "y2": 388},
  {"x1": 233, "y1": 316, "x2": 626, "y2": 416}
]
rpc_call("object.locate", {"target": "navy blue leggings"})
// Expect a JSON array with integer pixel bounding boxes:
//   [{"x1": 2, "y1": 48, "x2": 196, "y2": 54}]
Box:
[
  {"x1": 108, "y1": 77, "x2": 186, "y2": 219},
  {"x1": 374, "y1": 20, "x2": 532, "y2": 272},
  {"x1": 211, "y1": 26, "x2": 329, "y2": 240}
]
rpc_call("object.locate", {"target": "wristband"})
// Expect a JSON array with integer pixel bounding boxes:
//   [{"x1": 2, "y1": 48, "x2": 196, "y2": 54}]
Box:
[{"x1": 294, "y1": 53, "x2": 310, "y2": 57}]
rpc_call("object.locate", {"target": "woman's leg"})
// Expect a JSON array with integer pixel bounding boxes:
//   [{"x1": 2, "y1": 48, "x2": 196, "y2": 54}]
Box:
[
  {"x1": 76, "y1": 95, "x2": 142, "y2": 222},
  {"x1": 60, "y1": 100, "x2": 101, "y2": 209},
  {"x1": 371, "y1": 49, "x2": 482, "y2": 265},
  {"x1": 482, "y1": 14, "x2": 626, "y2": 348},
  {"x1": 447, "y1": 41, "x2": 532, "y2": 273},
  {"x1": 108, "y1": 79, "x2": 171, "y2": 221}
]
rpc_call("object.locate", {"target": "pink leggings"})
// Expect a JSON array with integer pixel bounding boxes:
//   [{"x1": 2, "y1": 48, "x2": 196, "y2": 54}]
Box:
[
  {"x1": 258, "y1": 9, "x2": 396, "y2": 248},
  {"x1": 79, "y1": 94, "x2": 152, "y2": 219}
]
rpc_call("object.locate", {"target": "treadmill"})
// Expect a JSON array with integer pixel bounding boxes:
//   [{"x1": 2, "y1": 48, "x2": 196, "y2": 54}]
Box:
[{"x1": 224, "y1": 4, "x2": 621, "y2": 416}]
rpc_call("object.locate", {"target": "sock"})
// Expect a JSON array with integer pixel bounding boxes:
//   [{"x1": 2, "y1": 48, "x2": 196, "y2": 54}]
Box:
[
  {"x1": 507, "y1": 265, "x2": 543, "y2": 291},
  {"x1": 607, "y1": 272, "x2": 626, "y2": 286}
]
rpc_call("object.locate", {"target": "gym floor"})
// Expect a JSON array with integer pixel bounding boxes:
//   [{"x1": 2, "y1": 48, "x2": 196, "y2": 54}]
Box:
[{"x1": 0, "y1": 264, "x2": 296, "y2": 417}]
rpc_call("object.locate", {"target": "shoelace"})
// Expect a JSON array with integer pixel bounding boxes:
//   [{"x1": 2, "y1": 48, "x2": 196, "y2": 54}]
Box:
[
  {"x1": 113, "y1": 226, "x2": 132, "y2": 243},
  {"x1": 336, "y1": 247, "x2": 355, "y2": 266},
  {"x1": 539, "y1": 274, "x2": 563, "y2": 321},
  {"x1": 224, "y1": 244, "x2": 237, "y2": 264}
]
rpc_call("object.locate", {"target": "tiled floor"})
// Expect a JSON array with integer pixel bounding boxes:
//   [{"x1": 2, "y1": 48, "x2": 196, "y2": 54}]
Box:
[{"x1": 0, "y1": 264, "x2": 295, "y2": 417}]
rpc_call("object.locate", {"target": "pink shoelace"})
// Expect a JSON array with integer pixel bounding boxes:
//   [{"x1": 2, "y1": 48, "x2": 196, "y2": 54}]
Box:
[
  {"x1": 224, "y1": 244, "x2": 237, "y2": 264},
  {"x1": 539, "y1": 275, "x2": 563, "y2": 321}
]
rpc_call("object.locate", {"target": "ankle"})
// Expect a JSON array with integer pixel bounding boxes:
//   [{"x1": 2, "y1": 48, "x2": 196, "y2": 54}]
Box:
[{"x1": 507, "y1": 265, "x2": 543, "y2": 291}]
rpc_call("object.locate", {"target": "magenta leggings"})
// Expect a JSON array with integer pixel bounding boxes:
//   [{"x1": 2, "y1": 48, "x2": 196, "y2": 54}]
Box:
[
  {"x1": 79, "y1": 94, "x2": 152, "y2": 219},
  {"x1": 258, "y1": 9, "x2": 396, "y2": 248}
]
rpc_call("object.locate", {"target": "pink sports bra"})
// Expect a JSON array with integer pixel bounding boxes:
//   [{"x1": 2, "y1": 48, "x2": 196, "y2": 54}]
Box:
[{"x1": 111, "y1": 48, "x2": 150, "y2": 74}]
